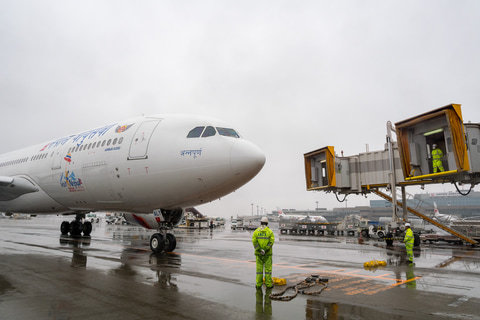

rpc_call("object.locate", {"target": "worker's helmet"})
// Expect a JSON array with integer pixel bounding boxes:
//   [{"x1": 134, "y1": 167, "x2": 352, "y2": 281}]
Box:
[
  {"x1": 261, "y1": 216, "x2": 268, "y2": 224},
  {"x1": 432, "y1": 144, "x2": 437, "y2": 149},
  {"x1": 405, "y1": 223, "x2": 411, "y2": 227}
]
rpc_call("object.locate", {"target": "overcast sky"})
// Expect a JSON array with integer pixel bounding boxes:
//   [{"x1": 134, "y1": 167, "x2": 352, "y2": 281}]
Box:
[{"x1": 1, "y1": 1, "x2": 480, "y2": 218}]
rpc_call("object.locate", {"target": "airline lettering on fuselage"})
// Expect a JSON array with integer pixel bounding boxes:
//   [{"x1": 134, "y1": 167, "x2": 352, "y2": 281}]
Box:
[
  {"x1": 180, "y1": 149, "x2": 203, "y2": 158},
  {"x1": 43, "y1": 123, "x2": 119, "y2": 153},
  {"x1": 71, "y1": 124, "x2": 117, "y2": 146}
]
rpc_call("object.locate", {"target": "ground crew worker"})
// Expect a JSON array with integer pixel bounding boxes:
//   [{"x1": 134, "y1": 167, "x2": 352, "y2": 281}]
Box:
[
  {"x1": 431, "y1": 144, "x2": 444, "y2": 173},
  {"x1": 404, "y1": 223, "x2": 414, "y2": 264},
  {"x1": 252, "y1": 216, "x2": 275, "y2": 289}
]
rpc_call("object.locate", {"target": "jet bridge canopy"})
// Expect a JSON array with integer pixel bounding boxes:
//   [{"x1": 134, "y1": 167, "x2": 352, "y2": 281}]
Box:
[
  {"x1": 395, "y1": 104, "x2": 470, "y2": 181},
  {"x1": 304, "y1": 146, "x2": 336, "y2": 191}
]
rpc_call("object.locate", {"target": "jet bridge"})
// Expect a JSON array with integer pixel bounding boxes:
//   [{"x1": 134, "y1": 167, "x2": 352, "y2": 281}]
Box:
[{"x1": 304, "y1": 104, "x2": 480, "y2": 245}]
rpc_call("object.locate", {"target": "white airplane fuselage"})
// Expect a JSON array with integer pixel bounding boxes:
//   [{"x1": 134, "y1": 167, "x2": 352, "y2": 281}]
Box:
[
  {"x1": 433, "y1": 203, "x2": 458, "y2": 224},
  {"x1": 279, "y1": 212, "x2": 328, "y2": 223},
  {"x1": 0, "y1": 114, "x2": 266, "y2": 224}
]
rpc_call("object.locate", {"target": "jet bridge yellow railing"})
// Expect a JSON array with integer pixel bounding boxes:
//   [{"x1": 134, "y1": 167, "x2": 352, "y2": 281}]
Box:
[{"x1": 372, "y1": 189, "x2": 477, "y2": 245}]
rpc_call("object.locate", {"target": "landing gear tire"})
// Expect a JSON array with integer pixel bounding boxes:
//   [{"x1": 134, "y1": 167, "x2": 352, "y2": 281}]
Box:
[
  {"x1": 60, "y1": 221, "x2": 70, "y2": 235},
  {"x1": 60, "y1": 214, "x2": 92, "y2": 237},
  {"x1": 70, "y1": 220, "x2": 83, "y2": 236},
  {"x1": 150, "y1": 233, "x2": 166, "y2": 253},
  {"x1": 164, "y1": 233, "x2": 177, "y2": 252},
  {"x1": 83, "y1": 221, "x2": 92, "y2": 236}
]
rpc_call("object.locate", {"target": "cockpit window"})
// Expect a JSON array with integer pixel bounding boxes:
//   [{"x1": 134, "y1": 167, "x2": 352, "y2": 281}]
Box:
[
  {"x1": 202, "y1": 126, "x2": 216, "y2": 137},
  {"x1": 187, "y1": 126, "x2": 205, "y2": 138},
  {"x1": 187, "y1": 126, "x2": 239, "y2": 138},
  {"x1": 217, "y1": 127, "x2": 240, "y2": 138}
]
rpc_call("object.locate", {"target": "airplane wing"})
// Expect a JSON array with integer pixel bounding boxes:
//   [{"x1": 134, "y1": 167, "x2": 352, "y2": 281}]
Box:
[{"x1": 0, "y1": 176, "x2": 39, "y2": 201}]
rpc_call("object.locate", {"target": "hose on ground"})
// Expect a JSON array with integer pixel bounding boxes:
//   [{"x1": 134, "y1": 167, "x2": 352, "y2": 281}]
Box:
[{"x1": 269, "y1": 276, "x2": 328, "y2": 301}]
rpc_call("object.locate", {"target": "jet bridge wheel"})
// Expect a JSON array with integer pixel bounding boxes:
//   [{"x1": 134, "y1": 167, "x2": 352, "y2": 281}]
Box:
[{"x1": 150, "y1": 233, "x2": 166, "y2": 253}]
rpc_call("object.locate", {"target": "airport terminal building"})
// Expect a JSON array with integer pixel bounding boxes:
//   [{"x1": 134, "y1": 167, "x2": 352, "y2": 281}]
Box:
[{"x1": 280, "y1": 191, "x2": 480, "y2": 223}]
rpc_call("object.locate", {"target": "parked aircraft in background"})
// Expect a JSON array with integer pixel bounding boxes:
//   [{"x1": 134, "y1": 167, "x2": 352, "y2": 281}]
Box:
[
  {"x1": 278, "y1": 211, "x2": 328, "y2": 223},
  {"x1": 0, "y1": 114, "x2": 265, "y2": 252},
  {"x1": 432, "y1": 202, "x2": 460, "y2": 224}
]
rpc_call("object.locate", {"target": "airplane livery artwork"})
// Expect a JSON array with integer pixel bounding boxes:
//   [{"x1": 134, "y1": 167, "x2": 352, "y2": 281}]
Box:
[{"x1": 0, "y1": 114, "x2": 266, "y2": 253}]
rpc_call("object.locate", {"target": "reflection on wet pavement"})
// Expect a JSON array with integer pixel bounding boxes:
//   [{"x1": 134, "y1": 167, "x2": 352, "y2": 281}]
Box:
[{"x1": 2, "y1": 217, "x2": 480, "y2": 319}]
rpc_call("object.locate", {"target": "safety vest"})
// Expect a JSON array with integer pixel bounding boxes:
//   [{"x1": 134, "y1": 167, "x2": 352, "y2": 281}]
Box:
[
  {"x1": 252, "y1": 225, "x2": 275, "y2": 256},
  {"x1": 404, "y1": 228, "x2": 414, "y2": 244},
  {"x1": 432, "y1": 148, "x2": 443, "y2": 160}
]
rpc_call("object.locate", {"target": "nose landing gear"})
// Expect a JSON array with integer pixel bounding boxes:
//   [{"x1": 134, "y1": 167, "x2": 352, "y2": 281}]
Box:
[{"x1": 150, "y1": 232, "x2": 177, "y2": 253}]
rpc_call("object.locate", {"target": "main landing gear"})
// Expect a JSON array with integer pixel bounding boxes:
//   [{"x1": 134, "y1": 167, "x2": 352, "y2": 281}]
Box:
[
  {"x1": 60, "y1": 213, "x2": 92, "y2": 237},
  {"x1": 150, "y1": 232, "x2": 177, "y2": 253}
]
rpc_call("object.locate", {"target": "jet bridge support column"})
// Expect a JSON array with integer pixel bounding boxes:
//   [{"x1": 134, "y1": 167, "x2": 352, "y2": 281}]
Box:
[
  {"x1": 387, "y1": 121, "x2": 398, "y2": 224},
  {"x1": 401, "y1": 186, "x2": 408, "y2": 223}
]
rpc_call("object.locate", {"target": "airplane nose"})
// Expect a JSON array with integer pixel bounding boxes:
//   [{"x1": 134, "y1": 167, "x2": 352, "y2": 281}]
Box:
[{"x1": 230, "y1": 139, "x2": 266, "y2": 177}]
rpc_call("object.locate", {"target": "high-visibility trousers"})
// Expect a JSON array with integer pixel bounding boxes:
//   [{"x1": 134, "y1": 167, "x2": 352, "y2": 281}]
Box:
[
  {"x1": 256, "y1": 255, "x2": 273, "y2": 287},
  {"x1": 405, "y1": 242, "x2": 414, "y2": 262},
  {"x1": 433, "y1": 159, "x2": 444, "y2": 173}
]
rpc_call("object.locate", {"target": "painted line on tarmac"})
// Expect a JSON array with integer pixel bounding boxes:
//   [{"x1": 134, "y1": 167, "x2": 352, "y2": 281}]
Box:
[{"x1": 168, "y1": 251, "x2": 421, "y2": 296}]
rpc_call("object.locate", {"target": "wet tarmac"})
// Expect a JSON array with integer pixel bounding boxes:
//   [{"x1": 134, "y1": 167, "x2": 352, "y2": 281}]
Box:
[{"x1": 1, "y1": 216, "x2": 480, "y2": 320}]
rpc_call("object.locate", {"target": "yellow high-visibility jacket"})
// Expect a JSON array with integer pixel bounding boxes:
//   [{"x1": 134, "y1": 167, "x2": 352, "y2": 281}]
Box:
[
  {"x1": 432, "y1": 148, "x2": 443, "y2": 160},
  {"x1": 252, "y1": 225, "x2": 275, "y2": 256},
  {"x1": 404, "y1": 228, "x2": 414, "y2": 244}
]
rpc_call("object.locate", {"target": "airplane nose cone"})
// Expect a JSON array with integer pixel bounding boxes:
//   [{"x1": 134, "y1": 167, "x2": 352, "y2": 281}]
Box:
[{"x1": 230, "y1": 140, "x2": 266, "y2": 178}]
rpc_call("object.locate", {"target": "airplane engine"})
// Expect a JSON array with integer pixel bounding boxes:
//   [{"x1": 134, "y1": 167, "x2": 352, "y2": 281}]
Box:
[{"x1": 124, "y1": 208, "x2": 184, "y2": 230}]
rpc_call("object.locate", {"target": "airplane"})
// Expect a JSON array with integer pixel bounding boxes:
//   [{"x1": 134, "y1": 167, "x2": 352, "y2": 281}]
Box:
[
  {"x1": 0, "y1": 114, "x2": 265, "y2": 253},
  {"x1": 278, "y1": 211, "x2": 328, "y2": 223},
  {"x1": 432, "y1": 202, "x2": 460, "y2": 224}
]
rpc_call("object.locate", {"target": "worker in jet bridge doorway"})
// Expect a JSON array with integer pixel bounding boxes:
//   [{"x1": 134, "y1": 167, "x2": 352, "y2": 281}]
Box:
[
  {"x1": 431, "y1": 144, "x2": 445, "y2": 173},
  {"x1": 252, "y1": 216, "x2": 275, "y2": 289}
]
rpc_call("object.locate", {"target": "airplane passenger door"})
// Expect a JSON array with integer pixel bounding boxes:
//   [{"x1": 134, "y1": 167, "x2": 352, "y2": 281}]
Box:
[
  {"x1": 51, "y1": 147, "x2": 66, "y2": 170},
  {"x1": 128, "y1": 120, "x2": 161, "y2": 160}
]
